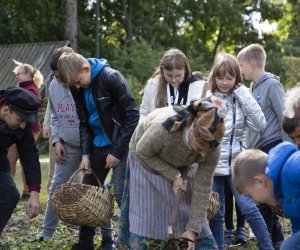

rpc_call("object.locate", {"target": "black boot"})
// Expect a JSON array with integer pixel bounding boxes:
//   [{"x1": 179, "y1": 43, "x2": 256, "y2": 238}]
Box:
[{"x1": 71, "y1": 226, "x2": 95, "y2": 250}]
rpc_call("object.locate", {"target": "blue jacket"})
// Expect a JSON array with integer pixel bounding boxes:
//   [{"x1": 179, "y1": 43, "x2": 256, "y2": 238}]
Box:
[
  {"x1": 70, "y1": 58, "x2": 139, "y2": 159},
  {"x1": 267, "y1": 142, "x2": 300, "y2": 233}
]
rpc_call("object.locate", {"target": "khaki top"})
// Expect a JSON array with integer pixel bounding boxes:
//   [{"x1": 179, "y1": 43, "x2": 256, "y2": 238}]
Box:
[{"x1": 130, "y1": 106, "x2": 221, "y2": 233}]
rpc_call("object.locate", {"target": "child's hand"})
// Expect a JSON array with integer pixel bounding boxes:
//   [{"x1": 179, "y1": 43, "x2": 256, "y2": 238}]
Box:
[
  {"x1": 80, "y1": 155, "x2": 92, "y2": 174},
  {"x1": 105, "y1": 154, "x2": 120, "y2": 168}
]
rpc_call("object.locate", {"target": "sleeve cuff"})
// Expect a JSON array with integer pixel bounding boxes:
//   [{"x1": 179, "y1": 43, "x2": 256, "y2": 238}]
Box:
[{"x1": 28, "y1": 184, "x2": 41, "y2": 193}]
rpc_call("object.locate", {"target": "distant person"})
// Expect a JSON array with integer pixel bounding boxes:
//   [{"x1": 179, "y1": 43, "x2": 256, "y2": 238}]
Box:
[
  {"x1": 207, "y1": 52, "x2": 270, "y2": 250},
  {"x1": 58, "y1": 52, "x2": 139, "y2": 250},
  {"x1": 232, "y1": 142, "x2": 300, "y2": 250},
  {"x1": 8, "y1": 60, "x2": 43, "y2": 201},
  {"x1": 0, "y1": 87, "x2": 41, "y2": 235},
  {"x1": 237, "y1": 43, "x2": 285, "y2": 249}
]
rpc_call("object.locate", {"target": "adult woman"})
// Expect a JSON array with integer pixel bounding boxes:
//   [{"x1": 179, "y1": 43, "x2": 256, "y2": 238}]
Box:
[
  {"x1": 127, "y1": 97, "x2": 226, "y2": 250},
  {"x1": 8, "y1": 60, "x2": 43, "y2": 200}
]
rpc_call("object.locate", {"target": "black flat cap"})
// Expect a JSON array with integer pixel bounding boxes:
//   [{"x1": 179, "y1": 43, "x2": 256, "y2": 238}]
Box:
[{"x1": 4, "y1": 87, "x2": 41, "y2": 123}]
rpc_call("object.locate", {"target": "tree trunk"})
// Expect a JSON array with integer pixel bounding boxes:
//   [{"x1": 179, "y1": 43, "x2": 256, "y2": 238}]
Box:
[
  {"x1": 213, "y1": 25, "x2": 223, "y2": 57},
  {"x1": 123, "y1": 0, "x2": 133, "y2": 47},
  {"x1": 64, "y1": 0, "x2": 77, "y2": 51}
]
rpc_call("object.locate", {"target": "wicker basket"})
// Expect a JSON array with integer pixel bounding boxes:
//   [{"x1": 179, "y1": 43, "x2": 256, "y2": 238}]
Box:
[
  {"x1": 207, "y1": 191, "x2": 220, "y2": 220},
  {"x1": 52, "y1": 169, "x2": 115, "y2": 227}
]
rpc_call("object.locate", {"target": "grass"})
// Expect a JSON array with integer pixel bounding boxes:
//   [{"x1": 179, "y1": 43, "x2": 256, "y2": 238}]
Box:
[
  {"x1": 0, "y1": 158, "x2": 292, "y2": 249},
  {"x1": 14, "y1": 160, "x2": 50, "y2": 203}
]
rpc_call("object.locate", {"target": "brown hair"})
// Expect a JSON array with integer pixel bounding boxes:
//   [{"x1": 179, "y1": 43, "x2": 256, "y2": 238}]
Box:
[
  {"x1": 233, "y1": 149, "x2": 268, "y2": 193},
  {"x1": 57, "y1": 52, "x2": 87, "y2": 86},
  {"x1": 152, "y1": 48, "x2": 191, "y2": 108},
  {"x1": 50, "y1": 46, "x2": 74, "y2": 71},
  {"x1": 208, "y1": 52, "x2": 242, "y2": 93},
  {"x1": 237, "y1": 43, "x2": 266, "y2": 68},
  {"x1": 12, "y1": 60, "x2": 43, "y2": 88}
]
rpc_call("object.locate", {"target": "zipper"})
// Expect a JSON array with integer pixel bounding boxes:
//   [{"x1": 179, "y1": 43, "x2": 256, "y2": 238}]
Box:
[{"x1": 228, "y1": 97, "x2": 236, "y2": 174}]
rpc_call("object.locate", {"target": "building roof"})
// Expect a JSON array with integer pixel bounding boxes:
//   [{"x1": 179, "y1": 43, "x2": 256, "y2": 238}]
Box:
[{"x1": 0, "y1": 40, "x2": 70, "y2": 94}]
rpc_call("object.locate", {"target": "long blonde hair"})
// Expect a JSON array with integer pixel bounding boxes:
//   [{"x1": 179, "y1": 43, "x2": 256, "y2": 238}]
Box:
[
  {"x1": 12, "y1": 59, "x2": 43, "y2": 88},
  {"x1": 152, "y1": 48, "x2": 191, "y2": 108}
]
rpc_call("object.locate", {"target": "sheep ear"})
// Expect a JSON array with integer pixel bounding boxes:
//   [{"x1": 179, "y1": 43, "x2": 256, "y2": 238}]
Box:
[
  {"x1": 200, "y1": 101, "x2": 214, "y2": 111},
  {"x1": 170, "y1": 121, "x2": 183, "y2": 132},
  {"x1": 192, "y1": 100, "x2": 201, "y2": 111}
]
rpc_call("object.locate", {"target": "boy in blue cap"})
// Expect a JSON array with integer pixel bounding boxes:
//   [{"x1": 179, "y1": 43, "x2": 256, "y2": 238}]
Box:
[{"x1": 0, "y1": 87, "x2": 41, "y2": 235}]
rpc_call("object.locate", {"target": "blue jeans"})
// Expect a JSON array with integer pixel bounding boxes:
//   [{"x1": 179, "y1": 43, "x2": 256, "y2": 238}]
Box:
[
  {"x1": 280, "y1": 231, "x2": 300, "y2": 250},
  {"x1": 209, "y1": 176, "x2": 273, "y2": 250},
  {"x1": 0, "y1": 171, "x2": 20, "y2": 234}
]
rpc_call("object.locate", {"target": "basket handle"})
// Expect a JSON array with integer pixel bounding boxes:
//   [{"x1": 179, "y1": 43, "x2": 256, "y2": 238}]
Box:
[{"x1": 68, "y1": 168, "x2": 103, "y2": 188}]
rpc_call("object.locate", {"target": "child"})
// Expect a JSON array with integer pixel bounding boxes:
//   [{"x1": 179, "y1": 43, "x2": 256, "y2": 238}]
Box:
[
  {"x1": 232, "y1": 142, "x2": 300, "y2": 250},
  {"x1": 282, "y1": 85, "x2": 300, "y2": 148},
  {"x1": 33, "y1": 46, "x2": 82, "y2": 243},
  {"x1": 58, "y1": 52, "x2": 139, "y2": 250},
  {"x1": 237, "y1": 43, "x2": 285, "y2": 248},
  {"x1": 207, "y1": 52, "x2": 271, "y2": 250},
  {"x1": 140, "y1": 48, "x2": 207, "y2": 120}
]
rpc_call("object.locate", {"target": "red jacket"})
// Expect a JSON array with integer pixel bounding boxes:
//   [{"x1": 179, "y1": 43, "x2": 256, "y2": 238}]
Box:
[{"x1": 19, "y1": 81, "x2": 41, "y2": 133}]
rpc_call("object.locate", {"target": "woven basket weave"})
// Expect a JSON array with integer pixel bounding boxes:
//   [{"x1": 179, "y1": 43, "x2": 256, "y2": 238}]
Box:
[
  {"x1": 207, "y1": 191, "x2": 220, "y2": 220},
  {"x1": 52, "y1": 169, "x2": 115, "y2": 227}
]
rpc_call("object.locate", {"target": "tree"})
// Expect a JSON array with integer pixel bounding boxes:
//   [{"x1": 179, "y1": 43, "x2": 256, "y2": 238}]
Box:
[{"x1": 64, "y1": 0, "x2": 78, "y2": 50}]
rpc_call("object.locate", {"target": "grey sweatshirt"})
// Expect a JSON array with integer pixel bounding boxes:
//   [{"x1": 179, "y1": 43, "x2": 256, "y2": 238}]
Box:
[
  {"x1": 49, "y1": 79, "x2": 80, "y2": 147},
  {"x1": 248, "y1": 72, "x2": 285, "y2": 148}
]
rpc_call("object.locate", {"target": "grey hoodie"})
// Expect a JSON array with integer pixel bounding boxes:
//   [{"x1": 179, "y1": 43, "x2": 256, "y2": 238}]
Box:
[
  {"x1": 247, "y1": 72, "x2": 285, "y2": 148},
  {"x1": 49, "y1": 79, "x2": 80, "y2": 147}
]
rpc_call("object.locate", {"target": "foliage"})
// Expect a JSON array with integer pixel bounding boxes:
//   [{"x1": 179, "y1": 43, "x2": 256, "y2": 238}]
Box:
[
  {"x1": 0, "y1": 0, "x2": 64, "y2": 44},
  {"x1": 0, "y1": 0, "x2": 299, "y2": 92}
]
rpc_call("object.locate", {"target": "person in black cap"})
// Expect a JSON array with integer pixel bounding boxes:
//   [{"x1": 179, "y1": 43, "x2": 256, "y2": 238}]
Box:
[{"x1": 0, "y1": 87, "x2": 42, "y2": 235}]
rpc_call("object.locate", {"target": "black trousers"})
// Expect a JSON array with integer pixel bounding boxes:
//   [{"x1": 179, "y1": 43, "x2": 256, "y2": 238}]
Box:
[
  {"x1": 0, "y1": 171, "x2": 20, "y2": 234},
  {"x1": 224, "y1": 179, "x2": 245, "y2": 230},
  {"x1": 79, "y1": 145, "x2": 113, "y2": 246}
]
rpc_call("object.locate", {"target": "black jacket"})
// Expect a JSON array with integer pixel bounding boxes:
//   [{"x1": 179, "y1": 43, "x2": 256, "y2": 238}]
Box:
[
  {"x1": 0, "y1": 122, "x2": 41, "y2": 187},
  {"x1": 70, "y1": 67, "x2": 139, "y2": 159}
]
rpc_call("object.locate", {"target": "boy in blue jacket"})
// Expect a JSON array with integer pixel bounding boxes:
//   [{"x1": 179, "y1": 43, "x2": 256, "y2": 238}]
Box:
[
  {"x1": 58, "y1": 52, "x2": 139, "y2": 250},
  {"x1": 232, "y1": 142, "x2": 300, "y2": 250}
]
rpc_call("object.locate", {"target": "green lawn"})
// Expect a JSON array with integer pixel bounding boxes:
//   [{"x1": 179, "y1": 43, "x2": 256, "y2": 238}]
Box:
[{"x1": 0, "y1": 158, "x2": 292, "y2": 250}]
